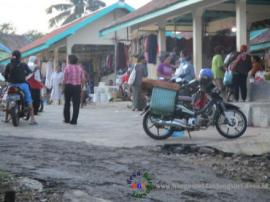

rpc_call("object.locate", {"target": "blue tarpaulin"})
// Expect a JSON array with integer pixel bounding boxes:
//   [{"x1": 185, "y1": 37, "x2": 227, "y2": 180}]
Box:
[{"x1": 0, "y1": 43, "x2": 11, "y2": 53}]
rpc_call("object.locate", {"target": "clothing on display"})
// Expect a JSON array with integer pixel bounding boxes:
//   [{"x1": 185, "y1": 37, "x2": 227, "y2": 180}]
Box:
[
  {"x1": 147, "y1": 34, "x2": 158, "y2": 64},
  {"x1": 116, "y1": 42, "x2": 128, "y2": 70}
]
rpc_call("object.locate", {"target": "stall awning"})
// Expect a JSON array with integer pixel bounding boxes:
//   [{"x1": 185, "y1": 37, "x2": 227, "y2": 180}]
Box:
[
  {"x1": 250, "y1": 28, "x2": 270, "y2": 52},
  {"x1": 100, "y1": 0, "x2": 228, "y2": 36}
]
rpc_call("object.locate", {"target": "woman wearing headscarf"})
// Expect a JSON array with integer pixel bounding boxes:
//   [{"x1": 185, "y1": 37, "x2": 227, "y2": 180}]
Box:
[
  {"x1": 4, "y1": 50, "x2": 37, "y2": 124},
  {"x1": 28, "y1": 56, "x2": 43, "y2": 115}
]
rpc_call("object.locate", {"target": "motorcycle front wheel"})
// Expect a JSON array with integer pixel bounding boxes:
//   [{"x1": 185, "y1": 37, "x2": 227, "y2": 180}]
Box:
[
  {"x1": 143, "y1": 111, "x2": 173, "y2": 140},
  {"x1": 215, "y1": 108, "x2": 247, "y2": 139}
]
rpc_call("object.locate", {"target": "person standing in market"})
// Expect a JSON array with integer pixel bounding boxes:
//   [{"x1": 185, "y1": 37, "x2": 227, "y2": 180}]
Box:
[
  {"x1": 50, "y1": 65, "x2": 64, "y2": 105},
  {"x1": 231, "y1": 45, "x2": 252, "y2": 102},
  {"x1": 251, "y1": 56, "x2": 264, "y2": 78},
  {"x1": 156, "y1": 53, "x2": 173, "y2": 81},
  {"x1": 63, "y1": 55, "x2": 85, "y2": 125},
  {"x1": 131, "y1": 55, "x2": 148, "y2": 111},
  {"x1": 45, "y1": 59, "x2": 53, "y2": 104},
  {"x1": 211, "y1": 46, "x2": 225, "y2": 93},
  {"x1": 27, "y1": 56, "x2": 43, "y2": 115},
  {"x1": 174, "y1": 50, "x2": 195, "y2": 83}
]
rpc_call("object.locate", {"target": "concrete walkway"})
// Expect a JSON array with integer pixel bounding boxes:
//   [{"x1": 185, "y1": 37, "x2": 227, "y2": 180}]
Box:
[{"x1": 0, "y1": 102, "x2": 269, "y2": 155}]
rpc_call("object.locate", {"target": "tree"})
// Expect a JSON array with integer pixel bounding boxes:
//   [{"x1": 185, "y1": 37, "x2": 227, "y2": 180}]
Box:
[
  {"x1": 46, "y1": 0, "x2": 106, "y2": 28},
  {"x1": 23, "y1": 30, "x2": 44, "y2": 41},
  {"x1": 0, "y1": 23, "x2": 16, "y2": 34}
]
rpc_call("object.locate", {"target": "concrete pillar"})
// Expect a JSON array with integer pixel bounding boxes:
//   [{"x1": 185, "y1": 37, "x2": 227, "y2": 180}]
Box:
[
  {"x1": 66, "y1": 41, "x2": 72, "y2": 64},
  {"x1": 236, "y1": 0, "x2": 247, "y2": 51},
  {"x1": 158, "y1": 28, "x2": 166, "y2": 54},
  {"x1": 192, "y1": 8, "x2": 204, "y2": 76},
  {"x1": 53, "y1": 47, "x2": 59, "y2": 71}
]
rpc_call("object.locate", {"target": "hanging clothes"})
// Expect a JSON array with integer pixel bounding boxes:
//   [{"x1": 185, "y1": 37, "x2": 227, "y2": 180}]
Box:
[
  {"x1": 147, "y1": 34, "x2": 158, "y2": 64},
  {"x1": 106, "y1": 54, "x2": 113, "y2": 71},
  {"x1": 116, "y1": 43, "x2": 127, "y2": 70}
]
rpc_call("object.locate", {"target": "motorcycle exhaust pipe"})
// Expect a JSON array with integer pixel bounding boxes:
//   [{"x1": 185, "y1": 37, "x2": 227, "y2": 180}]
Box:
[{"x1": 152, "y1": 119, "x2": 188, "y2": 128}]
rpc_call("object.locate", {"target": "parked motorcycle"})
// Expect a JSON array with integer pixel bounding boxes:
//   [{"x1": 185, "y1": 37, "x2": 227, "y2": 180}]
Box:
[
  {"x1": 142, "y1": 78, "x2": 247, "y2": 140},
  {"x1": 5, "y1": 86, "x2": 30, "y2": 126}
]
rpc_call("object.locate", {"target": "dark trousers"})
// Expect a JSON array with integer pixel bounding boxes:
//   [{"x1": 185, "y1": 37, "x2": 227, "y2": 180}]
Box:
[
  {"x1": 30, "y1": 88, "x2": 41, "y2": 115},
  {"x1": 233, "y1": 73, "x2": 248, "y2": 101},
  {"x1": 64, "y1": 84, "x2": 81, "y2": 124}
]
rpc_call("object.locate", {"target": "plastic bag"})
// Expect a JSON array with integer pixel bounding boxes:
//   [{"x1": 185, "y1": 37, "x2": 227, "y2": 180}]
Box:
[
  {"x1": 223, "y1": 70, "x2": 233, "y2": 86},
  {"x1": 255, "y1": 71, "x2": 265, "y2": 82},
  {"x1": 128, "y1": 66, "x2": 136, "y2": 85}
]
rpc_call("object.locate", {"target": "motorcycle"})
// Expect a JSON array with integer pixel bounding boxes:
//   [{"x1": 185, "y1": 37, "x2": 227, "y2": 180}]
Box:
[
  {"x1": 142, "y1": 80, "x2": 247, "y2": 140},
  {"x1": 5, "y1": 86, "x2": 30, "y2": 127}
]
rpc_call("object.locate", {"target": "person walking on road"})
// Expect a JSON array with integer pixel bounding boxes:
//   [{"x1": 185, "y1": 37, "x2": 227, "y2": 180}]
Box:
[{"x1": 63, "y1": 55, "x2": 85, "y2": 125}]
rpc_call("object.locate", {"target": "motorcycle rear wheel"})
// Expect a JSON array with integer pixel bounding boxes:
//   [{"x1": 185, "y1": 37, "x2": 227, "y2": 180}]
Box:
[
  {"x1": 215, "y1": 108, "x2": 247, "y2": 139},
  {"x1": 143, "y1": 111, "x2": 173, "y2": 140},
  {"x1": 10, "y1": 105, "x2": 19, "y2": 127}
]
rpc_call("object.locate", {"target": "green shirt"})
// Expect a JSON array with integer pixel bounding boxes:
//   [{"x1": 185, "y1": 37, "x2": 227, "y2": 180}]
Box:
[{"x1": 211, "y1": 54, "x2": 224, "y2": 79}]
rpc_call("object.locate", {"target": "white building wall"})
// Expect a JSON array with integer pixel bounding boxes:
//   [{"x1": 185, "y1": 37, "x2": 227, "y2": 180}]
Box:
[{"x1": 67, "y1": 9, "x2": 129, "y2": 47}]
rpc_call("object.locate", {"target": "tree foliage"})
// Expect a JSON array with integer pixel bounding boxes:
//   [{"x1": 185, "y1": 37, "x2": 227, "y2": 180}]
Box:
[
  {"x1": 46, "y1": 0, "x2": 106, "y2": 28},
  {"x1": 0, "y1": 23, "x2": 16, "y2": 34},
  {"x1": 23, "y1": 30, "x2": 44, "y2": 41}
]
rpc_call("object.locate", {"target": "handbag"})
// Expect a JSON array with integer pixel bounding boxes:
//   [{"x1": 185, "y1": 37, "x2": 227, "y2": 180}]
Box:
[
  {"x1": 223, "y1": 70, "x2": 233, "y2": 86},
  {"x1": 128, "y1": 65, "x2": 136, "y2": 85},
  {"x1": 26, "y1": 73, "x2": 44, "y2": 89}
]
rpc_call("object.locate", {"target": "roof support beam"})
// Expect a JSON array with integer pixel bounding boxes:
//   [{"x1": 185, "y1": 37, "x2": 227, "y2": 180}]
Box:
[
  {"x1": 236, "y1": 0, "x2": 247, "y2": 51},
  {"x1": 101, "y1": 0, "x2": 228, "y2": 36},
  {"x1": 209, "y1": 3, "x2": 270, "y2": 14},
  {"x1": 158, "y1": 27, "x2": 167, "y2": 54},
  {"x1": 193, "y1": 8, "x2": 204, "y2": 76}
]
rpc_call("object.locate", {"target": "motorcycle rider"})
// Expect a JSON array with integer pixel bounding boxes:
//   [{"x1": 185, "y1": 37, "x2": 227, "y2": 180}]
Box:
[{"x1": 4, "y1": 50, "x2": 37, "y2": 125}]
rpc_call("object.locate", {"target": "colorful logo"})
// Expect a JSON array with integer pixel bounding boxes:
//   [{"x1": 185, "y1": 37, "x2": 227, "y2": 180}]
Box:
[{"x1": 127, "y1": 171, "x2": 154, "y2": 198}]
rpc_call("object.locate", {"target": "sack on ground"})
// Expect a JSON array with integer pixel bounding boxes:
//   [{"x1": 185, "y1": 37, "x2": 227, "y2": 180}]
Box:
[{"x1": 223, "y1": 70, "x2": 233, "y2": 86}]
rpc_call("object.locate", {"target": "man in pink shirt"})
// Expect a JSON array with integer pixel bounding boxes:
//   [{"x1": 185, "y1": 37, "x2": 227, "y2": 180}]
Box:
[{"x1": 63, "y1": 55, "x2": 85, "y2": 125}]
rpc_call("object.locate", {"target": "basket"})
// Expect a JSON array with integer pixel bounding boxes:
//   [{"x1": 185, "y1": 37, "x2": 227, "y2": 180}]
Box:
[{"x1": 150, "y1": 87, "x2": 177, "y2": 116}]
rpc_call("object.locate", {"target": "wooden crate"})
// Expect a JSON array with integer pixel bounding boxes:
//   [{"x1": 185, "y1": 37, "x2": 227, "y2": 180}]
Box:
[{"x1": 141, "y1": 79, "x2": 180, "y2": 91}]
